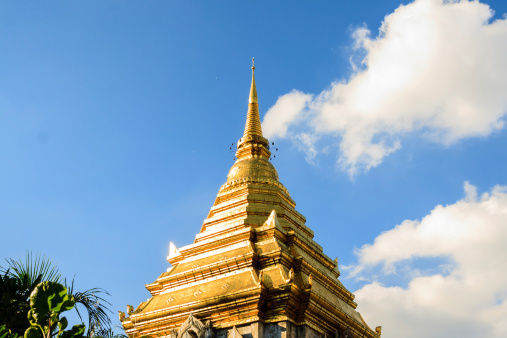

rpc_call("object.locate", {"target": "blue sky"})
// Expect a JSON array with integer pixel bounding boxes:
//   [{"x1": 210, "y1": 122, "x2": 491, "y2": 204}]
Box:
[{"x1": 1, "y1": 1, "x2": 507, "y2": 337}]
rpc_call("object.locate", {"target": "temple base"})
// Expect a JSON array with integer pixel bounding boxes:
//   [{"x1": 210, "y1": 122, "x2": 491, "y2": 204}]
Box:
[{"x1": 215, "y1": 321, "x2": 356, "y2": 338}]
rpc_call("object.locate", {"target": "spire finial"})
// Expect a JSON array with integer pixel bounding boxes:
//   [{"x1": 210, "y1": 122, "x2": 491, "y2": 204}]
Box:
[
  {"x1": 244, "y1": 58, "x2": 261, "y2": 136},
  {"x1": 249, "y1": 58, "x2": 258, "y2": 104},
  {"x1": 235, "y1": 59, "x2": 271, "y2": 161}
]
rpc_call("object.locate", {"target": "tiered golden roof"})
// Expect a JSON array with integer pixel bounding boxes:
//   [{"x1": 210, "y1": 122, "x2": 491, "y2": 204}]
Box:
[{"x1": 121, "y1": 61, "x2": 379, "y2": 338}]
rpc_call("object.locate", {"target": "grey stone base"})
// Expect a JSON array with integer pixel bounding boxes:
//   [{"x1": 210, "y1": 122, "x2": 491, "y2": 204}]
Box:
[{"x1": 215, "y1": 321, "x2": 329, "y2": 338}]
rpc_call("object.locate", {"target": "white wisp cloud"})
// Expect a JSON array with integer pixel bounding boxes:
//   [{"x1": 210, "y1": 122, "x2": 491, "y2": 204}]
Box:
[
  {"x1": 348, "y1": 182, "x2": 507, "y2": 338},
  {"x1": 262, "y1": 0, "x2": 507, "y2": 175}
]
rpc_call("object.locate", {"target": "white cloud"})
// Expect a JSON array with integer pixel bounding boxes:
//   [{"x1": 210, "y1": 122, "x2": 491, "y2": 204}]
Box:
[
  {"x1": 292, "y1": 132, "x2": 319, "y2": 165},
  {"x1": 262, "y1": 90, "x2": 312, "y2": 139},
  {"x1": 348, "y1": 182, "x2": 507, "y2": 338},
  {"x1": 262, "y1": 0, "x2": 507, "y2": 175}
]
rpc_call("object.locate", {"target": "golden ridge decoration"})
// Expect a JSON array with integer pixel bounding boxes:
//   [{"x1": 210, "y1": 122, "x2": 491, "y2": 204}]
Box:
[
  {"x1": 257, "y1": 270, "x2": 263, "y2": 287},
  {"x1": 127, "y1": 304, "x2": 134, "y2": 315},
  {"x1": 284, "y1": 268, "x2": 294, "y2": 283}
]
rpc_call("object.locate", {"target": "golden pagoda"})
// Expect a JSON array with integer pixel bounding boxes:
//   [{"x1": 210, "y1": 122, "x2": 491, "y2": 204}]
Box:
[{"x1": 121, "y1": 60, "x2": 380, "y2": 338}]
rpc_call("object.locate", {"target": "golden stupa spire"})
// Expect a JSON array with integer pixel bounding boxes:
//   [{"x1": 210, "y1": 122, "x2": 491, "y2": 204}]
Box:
[
  {"x1": 243, "y1": 57, "x2": 263, "y2": 138},
  {"x1": 249, "y1": 58, "x2": 258, "y2": 104},
  {"x1": 235, "y1": 59, "x2": 271, "y2": 162}
]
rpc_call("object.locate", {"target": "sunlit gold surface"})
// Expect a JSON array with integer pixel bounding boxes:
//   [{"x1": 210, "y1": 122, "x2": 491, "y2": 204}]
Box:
[
  {"x1": 249, "y1": 58, "x2": 258, "y2": 104},
  {"x1": 227, "y1": 158, "x2": 278, "y2": 182},
  {"x1": 121, "y1": 63, "x2": 379, "y2": 338},
  {"x1": 244, "y1": 73, "x2": 262, "y2": 137}
]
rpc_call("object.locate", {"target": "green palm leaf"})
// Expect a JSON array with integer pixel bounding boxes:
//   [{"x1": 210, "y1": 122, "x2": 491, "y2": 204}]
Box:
[
  {"x1": 65, "y1": 279, "x2": 112, "y2": 335},
  {"x1": 0, "y1": 252, "x2": 61, "y2": 286}
]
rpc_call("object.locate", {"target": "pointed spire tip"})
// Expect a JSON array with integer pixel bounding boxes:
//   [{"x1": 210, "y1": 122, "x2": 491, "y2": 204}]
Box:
[{"x1": 249, "y1": 58, "x2": 258, "y2": 104}]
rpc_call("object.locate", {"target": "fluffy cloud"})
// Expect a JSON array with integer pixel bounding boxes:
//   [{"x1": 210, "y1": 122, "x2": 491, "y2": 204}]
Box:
[
  {"x1": 262, "y1": 0, "x2": 507, "y2": 175},
  {"x1": 348, "y1": 182, "x2": 507, "y2": 337}
]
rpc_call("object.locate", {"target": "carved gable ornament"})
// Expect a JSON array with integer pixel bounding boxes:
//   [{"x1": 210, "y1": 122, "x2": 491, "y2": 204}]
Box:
[
  {"x1": 227, "y1": 326, "x2": 242, "y2": 338},
  {"x1": 176, "y1": 314, "x2": 213, "y2": 338}
]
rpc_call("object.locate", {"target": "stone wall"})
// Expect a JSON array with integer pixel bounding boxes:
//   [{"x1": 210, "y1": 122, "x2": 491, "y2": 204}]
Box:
[{"x1": 214, "y1": 322, "x2": 329, "y2": 338}]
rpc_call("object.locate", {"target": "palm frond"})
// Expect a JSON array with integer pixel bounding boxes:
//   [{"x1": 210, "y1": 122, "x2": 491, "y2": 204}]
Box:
[
  {"x1": 1, "y1": 252, "x2": 113, "y2": 338},
  {"x1": 1, "y1": 251, "x2": 61, "y2": 286},
  {"x1": 93, "y1": 328, "x2": 128, "y2": 338},
  {"x1": 66, "y1": 278, "x2": 113, "y2": 335}
]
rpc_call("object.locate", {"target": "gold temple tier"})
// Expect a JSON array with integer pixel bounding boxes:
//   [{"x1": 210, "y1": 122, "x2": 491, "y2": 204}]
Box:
[
  {"x1": 121, "y1": 62, "x2": 380, "y2": 338},
  {"x1": 235, "y1": 136, "x2": 270, "y2": 160}
]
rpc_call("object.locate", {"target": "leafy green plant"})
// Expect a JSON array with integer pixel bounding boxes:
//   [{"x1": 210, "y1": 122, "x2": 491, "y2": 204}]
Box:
[
  {"x1": 0, "y1": 253, "x2": 111, "y2": 337},
  {"x1": 0, "y1": 270, "x2": 40, "y2": 335},
  {"x1": 24, "y1": 282, "x2": 85, "y2": 338}
]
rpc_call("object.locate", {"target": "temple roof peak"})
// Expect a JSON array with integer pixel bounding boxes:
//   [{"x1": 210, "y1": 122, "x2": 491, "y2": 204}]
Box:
[
  {"x1": 249, "y1": 57, "x2": 258, "y2": 104},
  {"x1": 243, "y1": 58, "x2": 262, "y2": 138}
]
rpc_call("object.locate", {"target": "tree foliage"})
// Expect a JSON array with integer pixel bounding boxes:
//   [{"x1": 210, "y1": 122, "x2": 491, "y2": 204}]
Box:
[
  {"x1": 1, "y1": 324, "x2": 19, "y2": 338},
  {"x1": 0, "y1": 253, "x2": 111, "y2": 337},
  {"x1": 23, "y1": 281, "x2": 85, "y2": 338},
  {"x1": 0, "y1": 270, "x2": 39, "y2": 335}
]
